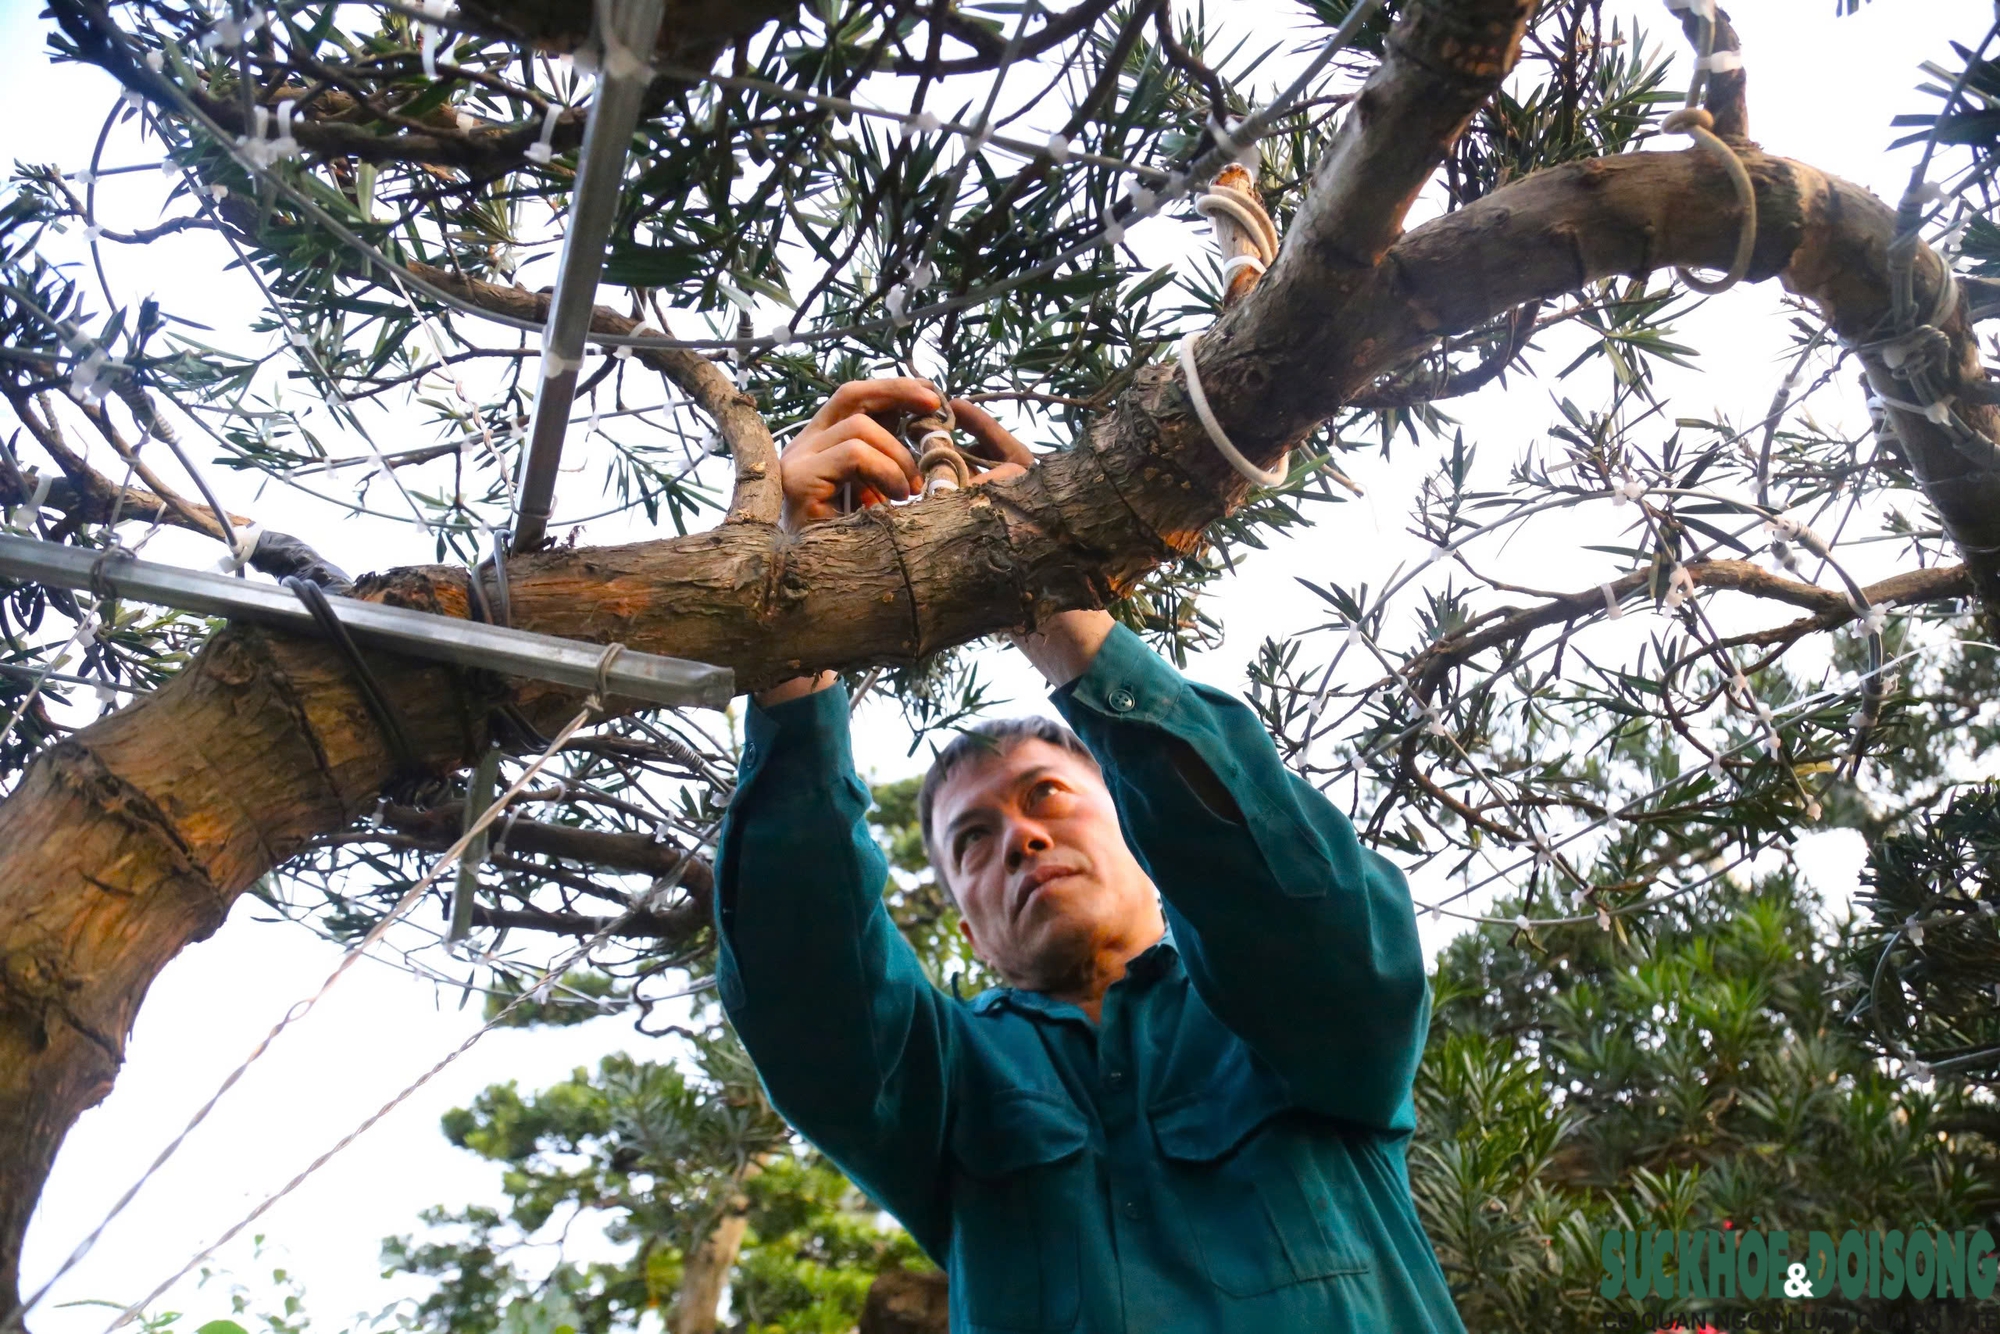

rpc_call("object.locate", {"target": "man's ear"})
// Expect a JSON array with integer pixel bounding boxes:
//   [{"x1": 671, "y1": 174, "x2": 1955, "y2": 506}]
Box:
[{"x1": 957, "y1": 916, "x2": 991, "y2": 966}]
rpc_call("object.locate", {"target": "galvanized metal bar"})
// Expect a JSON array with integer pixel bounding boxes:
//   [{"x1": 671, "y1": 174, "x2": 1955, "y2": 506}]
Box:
[
  {"x1": 512, "y1": 0, "x2": 667, "y2": 551},
  {"x1": 0, "y1": 534, "x2": 733, "y2": 711}
]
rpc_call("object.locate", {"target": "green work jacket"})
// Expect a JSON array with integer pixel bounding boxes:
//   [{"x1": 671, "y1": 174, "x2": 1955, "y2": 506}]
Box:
[{"x1": 714, "y1": 625, "x2": 1464, "y2": 1334}]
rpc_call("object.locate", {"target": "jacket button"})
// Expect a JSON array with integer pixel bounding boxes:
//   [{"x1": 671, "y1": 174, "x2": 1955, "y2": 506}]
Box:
[
  {"x1": 1107, "y1": 687, "x2": 1136, "y2": 713},
  {"x1": 1105, "y1": 1070, "x2": 1126, "y2": 1089},
  {"x1": 1122, "y1": 1200, "x2": 1144, "y2": 1221},
  {"x1": 742, "y1": 742, "x2": 758, "y2": 765}
]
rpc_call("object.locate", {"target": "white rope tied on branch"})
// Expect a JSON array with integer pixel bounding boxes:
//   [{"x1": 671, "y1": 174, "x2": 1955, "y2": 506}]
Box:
[
  {"x1": 1196, "y1": 164, "x2": 1280, "y2": 303},
  {"x1": 1177, "y1": 331, "x2": 1289, "y2": 488},
  {"x1": 1663, "y1": 107, "x2": 1757, "y2": 294}
]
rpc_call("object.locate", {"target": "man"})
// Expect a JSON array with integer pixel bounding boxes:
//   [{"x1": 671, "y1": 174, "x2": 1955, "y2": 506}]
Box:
[{"x1": 715, "y1": 379, "x2": 1464, "y2": 1333}]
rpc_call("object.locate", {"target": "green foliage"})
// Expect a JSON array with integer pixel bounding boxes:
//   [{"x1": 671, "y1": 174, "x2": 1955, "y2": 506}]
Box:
[
  {"x1": 1412, "y1": 869, "x2": 2000, "y2": 1330},
  {"x1": 1844, "y1": 783, "x2": 2000, "y2": 1084},
  {"x1": 730, "y1": 1156, "x2": 928, "y2": 1334},
  {"x1": 20, "y1": 0, "x2": 2000, "y2": 1326}
]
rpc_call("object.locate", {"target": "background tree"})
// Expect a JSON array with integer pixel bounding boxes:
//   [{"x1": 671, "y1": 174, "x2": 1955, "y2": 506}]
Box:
[
  {"x1": 378, "y1": 785, "x2": 956, "y2": 1334},
  {"x1": 1416, "y1": 868, "x2": 2000, "y2": 1331},
  {"x1": 7, "y1": 0, "x2": 2000, "y2": 1328}
]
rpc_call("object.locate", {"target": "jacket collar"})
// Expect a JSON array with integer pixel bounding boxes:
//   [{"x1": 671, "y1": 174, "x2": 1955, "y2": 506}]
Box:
[{"x1": 968, "y1": 932, "x2": 1181, "y2": 1020}]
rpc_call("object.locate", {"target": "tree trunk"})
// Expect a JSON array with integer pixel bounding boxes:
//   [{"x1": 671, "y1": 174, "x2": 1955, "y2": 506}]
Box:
[
  {"x1": 6, "y1": 0, "x2": 1995, "y2": 1316},
  {"x1": 671, "y1": 1182, "x2": 752, "y2": 1334}
]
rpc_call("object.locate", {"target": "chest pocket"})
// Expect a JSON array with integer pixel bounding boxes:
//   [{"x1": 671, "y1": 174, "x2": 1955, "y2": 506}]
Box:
[
  {"x1": 947, "y1": 1090, "x2": 1088, "y2": 1332},
  {"x1": 1151, "y1": 1085, "x2": 1371, "y2": 1297}
]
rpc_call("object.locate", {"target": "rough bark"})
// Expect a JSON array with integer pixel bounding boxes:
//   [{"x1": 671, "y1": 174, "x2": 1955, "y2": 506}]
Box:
[{"x1": 6, "y1": 0, "x2": 1998, "y2": 1316}]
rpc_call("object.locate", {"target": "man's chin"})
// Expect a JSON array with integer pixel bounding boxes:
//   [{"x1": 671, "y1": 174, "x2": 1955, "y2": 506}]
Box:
[{"x1": 1007, "y1": 913, "x2": 1102, "y2": 996}]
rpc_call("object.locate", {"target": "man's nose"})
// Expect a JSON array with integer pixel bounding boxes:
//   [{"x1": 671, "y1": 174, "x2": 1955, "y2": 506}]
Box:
[{"x1": 1003, "y1": 820, "x2": 1053, "y2": 871}]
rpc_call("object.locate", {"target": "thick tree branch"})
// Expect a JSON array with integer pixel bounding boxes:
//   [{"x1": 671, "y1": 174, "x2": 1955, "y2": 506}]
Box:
[{"x1": 1187, "y1": 0, "x2": 1535, "y2": 487}]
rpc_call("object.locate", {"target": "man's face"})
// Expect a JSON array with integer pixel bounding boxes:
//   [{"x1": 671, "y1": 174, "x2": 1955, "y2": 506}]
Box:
[{"x1": 930, "y1": 738, "x2": 1161, "y2": 994}]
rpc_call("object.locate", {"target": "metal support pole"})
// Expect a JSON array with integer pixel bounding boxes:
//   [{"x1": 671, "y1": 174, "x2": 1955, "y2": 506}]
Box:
[
  {"x1": 512, "y1": 0, "x2": 667, "y2": 551},
  {"x1": 0, "y1": 534, "x2": 733, "y2": 710}
]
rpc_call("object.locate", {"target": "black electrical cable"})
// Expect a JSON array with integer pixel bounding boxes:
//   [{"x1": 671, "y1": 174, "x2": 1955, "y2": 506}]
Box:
[{"x1": 282, "y1": 574, "x2": 430, "y2": 789}]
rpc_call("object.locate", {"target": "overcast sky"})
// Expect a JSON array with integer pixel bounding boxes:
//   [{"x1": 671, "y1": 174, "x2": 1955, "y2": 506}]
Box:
[{"x1": 8, "y1": 2, "x2": 1990, "y2": 1332}]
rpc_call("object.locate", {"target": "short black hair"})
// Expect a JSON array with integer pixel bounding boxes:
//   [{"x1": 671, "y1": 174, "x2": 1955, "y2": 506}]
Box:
[{"x1": 916, "y1": 717, "x2": 1099, "y2": 891}]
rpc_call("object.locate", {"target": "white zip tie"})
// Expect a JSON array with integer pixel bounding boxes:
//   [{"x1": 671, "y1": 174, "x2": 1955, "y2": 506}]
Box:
[
  {"x1": 273, "y1": 99, "x2": 299, "y2": 159},
  {"x1": 1873, "y1": 390, "x2": 1956, "y2": 425},
  {"x1": 212, "y1": 522, "x2": 261, "y2": 574},
  {"x1": 541, "y1": 350, "x2": 582, "y2": 379},
  {"x1": 9, "y1": 472, "x2": 54, "y2": 532},
  {"x1": 1601, "y1": 582, "x2": 1623, "y2": 619},
  {"x1": 1697, "y1": 50, "x2": 1743, "y2": 72},
  {"x1": 525, "y1": 103, "x2": 561, "y2": 165},
  {"x1": 1045, "y1": 133, "x2": 1069, "y2": 162},
  {"x1": 1177, "y1": 331, "x2": 1288, "y2": 488},
  {"x1": 1664, "y1": 564, "x2": 1696, "y2": 609},
  {"x1": 1220, "y1": 254, "x2": 1267, "y2": 282}
]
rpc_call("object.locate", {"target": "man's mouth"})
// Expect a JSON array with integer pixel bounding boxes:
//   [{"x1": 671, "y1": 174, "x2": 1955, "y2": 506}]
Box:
[{"x1": 1012, "y1": 863, "x2": 1081, "y2": 919}]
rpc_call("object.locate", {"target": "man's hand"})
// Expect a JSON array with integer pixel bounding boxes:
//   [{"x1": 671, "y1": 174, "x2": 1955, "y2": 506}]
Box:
[
  {"x1": 780, "y1": 378, "x2": 1033, "y2": 532},
  {"x1": 755, "y1": 379, "x2": 1036, "y2": 707}
]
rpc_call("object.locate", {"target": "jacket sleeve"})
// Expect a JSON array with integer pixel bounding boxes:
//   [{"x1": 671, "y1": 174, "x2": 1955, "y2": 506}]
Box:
[
  {"x1": 1052, "y1": 625, "x2": 1430, "y2": 1132},
  {"x1": 713, "y1": 685, "x2": 954, "y2": 1258}
]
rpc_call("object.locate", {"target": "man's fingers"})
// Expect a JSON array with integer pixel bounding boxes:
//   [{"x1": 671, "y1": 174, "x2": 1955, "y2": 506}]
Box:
[
  {"x1": 793, "y1": 413, "x2": 922, "y2": 485},
  {"x1": 949, "y1": 399, "x2": 1036, "y2": 467},
  {"x1": 807, "y1": 378, "x2": 945, "y2": 433},
  {"x1": 817, "y1": 439, "x2": 916, "y2": 502}
]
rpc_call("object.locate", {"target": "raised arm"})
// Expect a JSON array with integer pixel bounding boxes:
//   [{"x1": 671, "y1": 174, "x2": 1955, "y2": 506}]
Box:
[
  {"x1": 1037, "y1": 616, "x2": 1430, "y2": 1133},
  {"x1": 715, "y1": 682, "x2": 956, "y2": 1255},
  {"x1": 714, "y1": 379, "x2": 1033, "y2": 1255}
]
